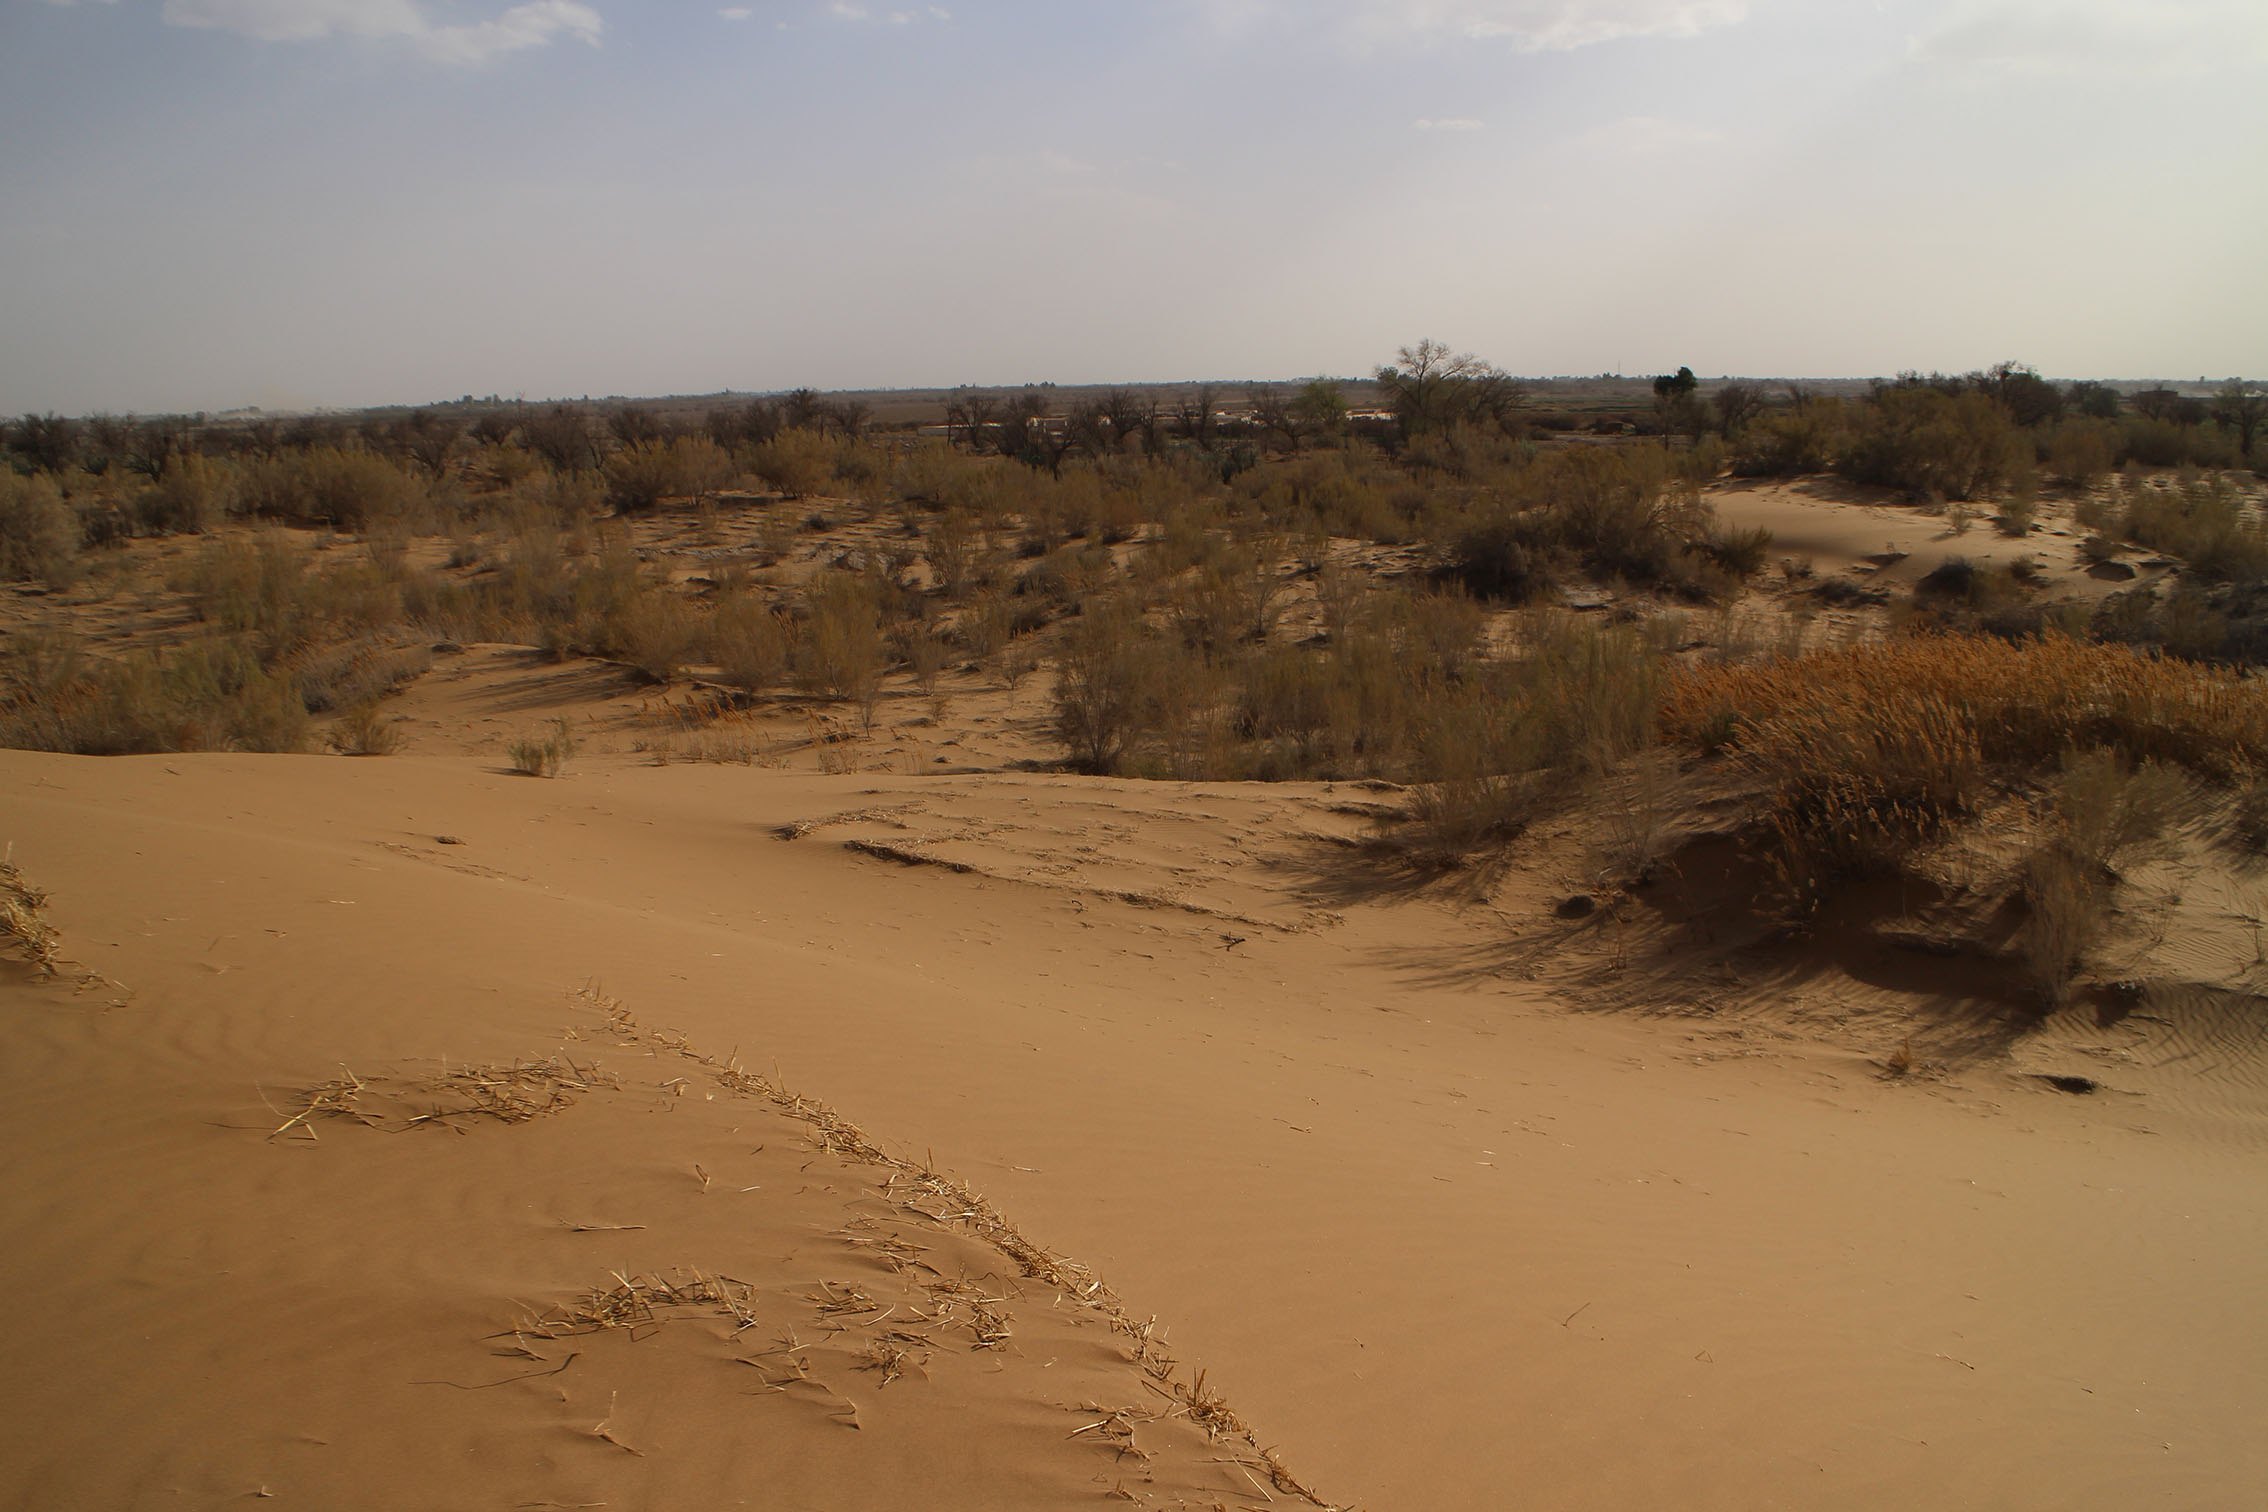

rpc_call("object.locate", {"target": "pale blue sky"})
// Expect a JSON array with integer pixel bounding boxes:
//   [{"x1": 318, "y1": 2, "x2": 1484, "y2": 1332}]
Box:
[{"x1": 4, "y1": 0, "x2": 2263, "y2": 413}]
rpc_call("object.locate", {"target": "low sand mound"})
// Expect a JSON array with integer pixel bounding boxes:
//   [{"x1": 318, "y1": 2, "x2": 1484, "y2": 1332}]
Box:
[
  {"x1": 5, "y1": 704, "x2": 2266, "y2": 1510},
  {"x1": 0, "y1": 954, "x2": 1328, "y2": 1510}
]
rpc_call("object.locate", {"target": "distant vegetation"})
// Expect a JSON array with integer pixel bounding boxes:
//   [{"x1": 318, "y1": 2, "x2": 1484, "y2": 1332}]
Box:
[{"x1": 4, "y1": 356, "x2": 2266, "y2": 998}]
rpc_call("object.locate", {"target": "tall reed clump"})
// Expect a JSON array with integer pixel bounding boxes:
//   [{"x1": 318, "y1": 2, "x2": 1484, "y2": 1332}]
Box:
[{"x1": 1660, "y1": 634, "x2": 2266, "y2": 909}]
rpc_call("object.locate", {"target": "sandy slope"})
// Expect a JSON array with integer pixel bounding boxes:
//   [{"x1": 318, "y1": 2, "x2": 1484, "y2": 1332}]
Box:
[{"x1": 4, "y1": 733, "x2": 2263, "y2": 1512}]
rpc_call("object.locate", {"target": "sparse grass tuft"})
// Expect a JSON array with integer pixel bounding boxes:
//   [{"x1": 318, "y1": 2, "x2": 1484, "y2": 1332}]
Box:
[
  {"x1": 327, "y1": 702, "x2": 402, "y2": 756},
  {"x1": 508, "y1": 716, "x2": 579, "y2": 777}
]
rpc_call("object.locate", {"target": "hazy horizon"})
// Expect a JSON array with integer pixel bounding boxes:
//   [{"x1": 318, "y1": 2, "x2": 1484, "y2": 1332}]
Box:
[{"x1": 6, "y1": 0, "x2": 2263, "y2": 416}]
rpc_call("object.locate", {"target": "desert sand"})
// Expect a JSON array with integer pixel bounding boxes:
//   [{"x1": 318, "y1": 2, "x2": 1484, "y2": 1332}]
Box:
[{"x1": 3, "y1": 478, "x2": 2264, "y2": 1512}]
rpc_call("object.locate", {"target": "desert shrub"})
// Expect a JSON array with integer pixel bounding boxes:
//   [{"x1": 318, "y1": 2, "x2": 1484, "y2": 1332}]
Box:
[
  {"x1": 177, "y1": 536, "x2": 409, "y2": 659},
  {"x1": 1703, "y1": 524, "x2": 1775, "y2": 577},
  {"x1": 159, "y1": 637, "x2": 310, "y2": 751},
  {"x1": 710, "y1": 592, "x2": 792, "y2": 693},
  {"x1": 1395, "y1": 614, "x2": 1662, "y2": 862},
  {"x1": 1662, "y1": 635, "x2": 2268, "y2": 907},
  {"x1": 0, "y1": 471, "x2": 79, "y2": 587},
  {"x1": 2044, "y1": 419, "x2": 2117, "y2": 488},
  {"x1": 796, "y1": 570, "x2": 884, "y2": 718},
  {"x1": 292, "y1": 447, "x2": 426, "y2": 532},
  {"x1": 135, "y1": 453, "x2": 233, "y2": 535},
  {"x1": 2119, "y1": 416, "x2": 2240, "y2": 471},
  {"x1": 604, "y1": 590, "x2": 700, "y2": 683},
  {"x1": 0, "y1": 631, "x2": 316, "y2": 755},
  {"x1": 1447, "y1": 512, "x2": 1559, "y2": 602},
  {"x1": 1053, "y1": 599, "x2": 1172, "y2": 774},
  {"x1": 2119, "y1": 476, "x2": 2268, "y2": 581},
  {"x1": 507, "y1": 717, "x2": 578, "y2": 777},
  {"x1": 1837, "y1": 387, "x2": 2015, "y2": 500},
  {"x1": 895, "y1": 620, "x2": 951, "y2": 694},
  {"x1": 603, "y1": 441, "x2": 683, "y2": 513},
  {"x1": 603, "y1": 436, "x2": 736, "y2": 513},
  {"x1": 1730, "y1": 399, "x2": 1846, "y2": 476},
  {"x1": 2020, "y1": 846, "x2": 2101, "y2": 1008},
  {"x1": 749, "y1": 429, "x2": 841, "y2": 500},
  {"x1": 2019, "y1": 751, "x2": 2187, "y2": 1004},
  {"x1": 327, "y1": 702, "x2": 402, "y2": 756},
  {"x1": 288, "y1": 638, "x2": 431, "y2": 713},
  {"x1": 522, "y1": 407, "x2": 596, "y2": 472},
  {"x1": 923, "y1": 508, "x2": 984, "y2": 599},
  {"x1": 1995, "y1": 474, "x2": 2039, "y2": 536}
]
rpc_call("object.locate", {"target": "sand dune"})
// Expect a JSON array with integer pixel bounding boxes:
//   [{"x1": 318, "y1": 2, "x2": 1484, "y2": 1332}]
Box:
[{"x1": 5, "y1": 719, "x2": 2264, "y2": 1510}]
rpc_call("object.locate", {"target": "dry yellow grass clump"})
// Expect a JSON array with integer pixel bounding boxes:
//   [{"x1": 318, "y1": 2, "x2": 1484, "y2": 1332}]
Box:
[
  {"x1": 1661, "y1": 634, "x2": 2268, "y2": 901},
  {"x1": 0, "y1": 854, "x2": 65, "y2": 977}
]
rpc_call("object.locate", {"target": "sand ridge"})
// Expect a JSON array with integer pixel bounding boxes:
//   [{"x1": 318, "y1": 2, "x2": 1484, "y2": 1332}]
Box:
[{"x1": 5, "y1": 733, "x2": 2265, "y2": 1510}]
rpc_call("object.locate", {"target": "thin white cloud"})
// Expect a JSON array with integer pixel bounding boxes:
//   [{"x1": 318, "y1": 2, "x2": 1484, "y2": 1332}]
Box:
[
  {"x1": 1910, "y1": 0, "x2": 2268, "y2": 77},
  {"x1": 718, "y1": 6, "x2": 751, "y2": 18},
  {"x1": 1195, "y1": 0, "x2": 1748, "y2": 53},
  {"x1": 44, "y1": 0, "x2": 603, "y2": 64},
  {"x1": 1414, "y1": 117, "x2": 1484, "y2": 130},
  {"x1": 822, "y1": 1, "x2": 949, "y2": 23},
  {"x1": 1572, "y1": 114, "x2": 1723, "y2": 152}
]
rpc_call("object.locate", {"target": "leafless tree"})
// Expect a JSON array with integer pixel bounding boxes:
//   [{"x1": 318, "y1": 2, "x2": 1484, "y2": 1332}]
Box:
[
  {"x1": 1172, "y1": 383, "x2": 1221, "y2": 451},
  {"x1": 523, "y1": 405, "x2": 597, "y2": 471},
  {"x1": 607, "y1": 405, "x2": 665, "y2": 449},
  {"x1": 945, "y1": 391, "x2": 1002, "y2": 451},
  {"x1": 10, "y1": 413, "x2": 81, "y2": 474},
  {"x1": 400, "y1": 410, "x2": 464, "y2": 477},
  {"x1": 2212, "y1": 380, "x2": 2266, "y2": 455},
  {"x1": 1712, "y1": 381, "x2": 1764, "y2": 437}
]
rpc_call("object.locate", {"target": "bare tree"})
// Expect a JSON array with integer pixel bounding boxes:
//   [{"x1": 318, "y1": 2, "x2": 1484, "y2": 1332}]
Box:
[
  {"x1": 781, "y1": 388, "x2": 827, "y2": 432},
  {"x1": 82, "y1": 414, "x2": 133, "y2": 475},
  {"x1": 1172, "y1": 383, "x2": 1221, "y2": 451},
  {"x1": 1246, "y1": 384, "x2": 1303, "y2": 451},
  {"x1": 1132, "y1": 395, "x2": 1166, "y2": 455},
  {"x1": 10, "y1": 413, "x2": 82, "y2": 474},
  {"x1": 1711, "y1": 381, "x2": 1764, "y2": 437},
  {"x1": 1375, "y1": 341, "x2": 1521, "y2": 441},
  {"x1": 523, "y1": 405, "x2": 597, "y2": 471},
  {"x1": 399, "y1": 409, "x2": 464, "y2": 478},
  {"x1": 945, "y1": 391, "x2": 1002, "y2": 451},
  {"x1": 1292, "y1": 380, "x2": 1348, "y2": 445},
  {"x1": 2212, "y1": 380, "x2": 2266, "y2": 456},
  {"x1": 607, "y1": 405, "x2": 665, "y2": 449},
  {"x1": 469, "y1": 408, "x2": 521, "y2": 448},
  {"x1": 1101, "y1": 388, "x2": 1146, "y2": 452}
]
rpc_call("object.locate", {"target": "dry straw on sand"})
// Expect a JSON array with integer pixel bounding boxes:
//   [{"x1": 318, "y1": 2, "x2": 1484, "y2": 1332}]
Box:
[
  {"x1": 579, "y1": 984, "x2": 1339, "y2": 1508},
  {"x1": 0, "y1": 853, "x2": 64, "y2": 978},
  {"x1": 265, "y1": 1056, "x2": 618, "y2": 1140}
]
